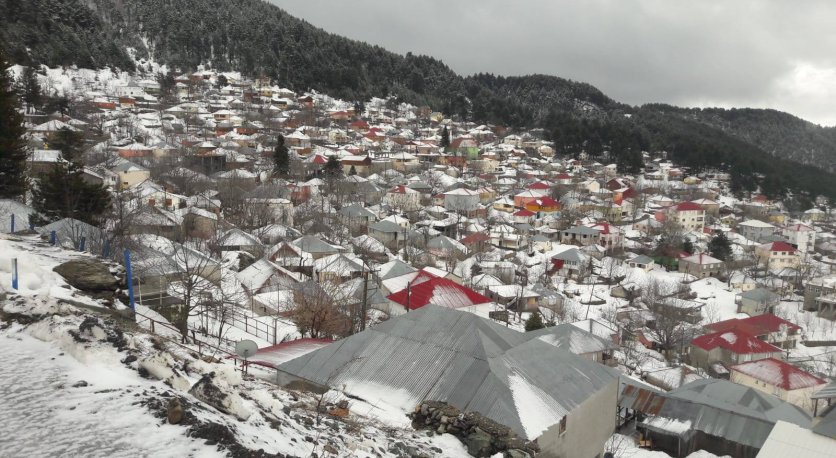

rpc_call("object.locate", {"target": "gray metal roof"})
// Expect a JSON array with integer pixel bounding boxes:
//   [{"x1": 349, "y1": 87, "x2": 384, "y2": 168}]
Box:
[
  {"x1": 813, "y1": 405, "x2": 836, "y2": 439},
  {"x1": 278, "y1": 305, "x2": 619, "y2": 440},
  {"x1": 740, "y1": 287, "x2": 779, "y2": 302},
  {"x1": 525, "y1": 323, "x2": 616, "y2": 355},
  {"x1": 811, "y1": 380, "x2": 836, "y2": 400},
  {"x1": 627, "y1": 378, "x2": 812, "y2": 449}
]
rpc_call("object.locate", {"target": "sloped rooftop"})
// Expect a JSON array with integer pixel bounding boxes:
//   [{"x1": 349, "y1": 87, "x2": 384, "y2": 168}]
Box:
[{"x1": 278, "y1": 306, "x2": 619, "y2": 440}]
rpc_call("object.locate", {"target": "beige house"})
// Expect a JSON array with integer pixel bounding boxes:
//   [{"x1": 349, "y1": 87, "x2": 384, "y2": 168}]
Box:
[
  {"x1": 730, "y1": 358, "x2": 825, "y2": 411},
  {"x1": 755, "y1": 241, "x2": 800, "y2": 270},
  {"x1": 671, "y1": 201, "x2": 706, "y2": 232}
]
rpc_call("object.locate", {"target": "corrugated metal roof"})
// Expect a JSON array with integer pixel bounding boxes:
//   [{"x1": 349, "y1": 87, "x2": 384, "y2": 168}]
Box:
[
  {"x1": 623, "y1": 378, "x2": 812, "y2": 449},
  {"x1": 813, "y1": 406, "x2": 836, "y2": 439},
  {"x1": 526, "y1": 323, "x2": 616, "y2": 355},
  {"x1": 278, "y1": 306, "x2": 619, "y2": 440},
  {"x1": 812, "y1": 380, "x2": 836, "y2": 400}
]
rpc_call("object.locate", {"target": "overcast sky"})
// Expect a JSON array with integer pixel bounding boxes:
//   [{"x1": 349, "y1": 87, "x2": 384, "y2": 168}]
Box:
[{"x1": 271, "y1": 0, "x2": 836, "y2": 126}]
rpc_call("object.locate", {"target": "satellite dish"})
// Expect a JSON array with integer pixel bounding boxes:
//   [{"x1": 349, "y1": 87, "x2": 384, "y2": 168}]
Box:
[{"x1": 235, "y1": 339, "x2": 258, "y2": 359}]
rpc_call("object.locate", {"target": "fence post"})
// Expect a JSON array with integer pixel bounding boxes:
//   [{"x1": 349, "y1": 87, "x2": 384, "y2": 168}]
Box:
[
  {"x1": 244, "y1": 314, "x2": 248, "y2": 333},
  {"x1": 10, "y1": 214, "x2": 14, "y2": 233},
  {"x1": 11, "y1": 258, "x2": 18, "y2": 290},
  {"x1": 124, "y1": 249, "x2": 136, "y2": 310},
  {"x1": 49, "y1": 231, "x2": 56, "y2": 245},
  {"x1": 273, "y1": 319, "x2": 277, "y2": 345},
  {"x1": 78, "y1": 237, "x2": 86, "y2": 252}
]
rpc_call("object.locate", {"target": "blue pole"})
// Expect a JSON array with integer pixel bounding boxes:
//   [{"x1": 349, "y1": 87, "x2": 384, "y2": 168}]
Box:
[
  {"x1": 50, "y1": 231, "x2": 56, "y2": 245},
  {"x1": 79, "y1": 237, "x2": 86, "y2": 252},
  {"x1": 10, "y1": 214, "x2": 14, "y2": 233},
  {"x1": 11, "y1": 259, "x2": 18, "y2": 290},
  {"x1": 124, "y1": 249, "x2": 135, "y2": 310}
]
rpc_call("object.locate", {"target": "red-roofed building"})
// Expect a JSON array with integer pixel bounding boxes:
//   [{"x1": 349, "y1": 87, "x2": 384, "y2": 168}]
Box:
[
  {"x1": 671, "y1": 201, "x2": 705, "y2": 232},
  {"x1": 524, "y1": 195, "x2": 560, "y2": 214},
  {"x1": 245, "y1": 338, "x2": 334, "y2": 368},
  {"x1": 588, "y1": 221, "x2": 622, "y2": 249},
  {"x1": 513, "y1": 208, "x2": 535, "y2": 224},
  {"x1": 704, "y1": 314, "x2": 801, "y2": 349},
  {"x1": 528, "y1": 181, "x2": 552, "y2": 191},
  {"x1": 730, "y1": 358, "x2": 825, "y2": 410},
  {"x1": 690, "y1": 329, "x2": 783, "y2": 370},
  {"x1": 755, "y1": 241, "x2": 800, "y2": 270},
  {"x1": 386, "y1": 276, "x2": 492, "y2": 311}
]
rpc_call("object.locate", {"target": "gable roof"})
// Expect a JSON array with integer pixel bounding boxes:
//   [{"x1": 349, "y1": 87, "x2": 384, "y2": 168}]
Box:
[
  {"x1": 760, "y1": 241, "x2": 797, "y2": 253},
  {"x1": 278, "y1": 306, "x2": 618, "y2": 440},
  {"x1": 731, "y1": 358, "x2": 825, "y2": 390},
  {"x1": 675, "y1": 202, "x2": 704, "y2": 212}
]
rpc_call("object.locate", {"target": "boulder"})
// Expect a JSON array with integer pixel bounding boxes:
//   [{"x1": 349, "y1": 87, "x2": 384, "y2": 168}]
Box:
[
  {"x1": 167, "y1": 398, "x2": 184, "y2": 424},
  {"x1": 53, "y1": 259, "x2": 119, "y2": 292},
  {"x1": 464, "y1": 427, "x2": 493, "y2": 457}
]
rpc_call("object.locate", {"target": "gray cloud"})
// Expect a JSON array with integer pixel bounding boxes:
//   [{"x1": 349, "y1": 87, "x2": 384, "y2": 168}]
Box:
[{"x1": 271, "y1": 0, "x2": 836, "y2": 125}]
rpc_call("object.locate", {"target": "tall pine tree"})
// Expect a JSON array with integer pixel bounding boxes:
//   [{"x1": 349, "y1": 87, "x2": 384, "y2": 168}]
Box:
[
  {"x1": 273, "y1": 134, "x2": 290, "y2": 177},
  {"x1": 19, "y1": 66, "x2": 41, "y2": 113},
  {"x1": 440, "y1": 126, "x2": 450, "y2": 149},
  {"x1": 31, "y1": 128, "x2": 111, "y2": 226},
  {"x1": 0, "y1": 46, "x2": 29, "y2": 199}
]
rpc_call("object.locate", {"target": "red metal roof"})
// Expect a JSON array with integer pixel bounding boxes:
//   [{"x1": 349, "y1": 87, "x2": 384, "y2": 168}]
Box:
[
  {"x1": 705, "y1": 314, "x2": 801, "y2": 336},
  {"x1": 513, "y1": 209, "x2": 535, "y2": 217},
  {"x1": 528, "y1": 181, "x2": 551, "y2": 190},
  {"x1": 691, "y1": 329, "x2": 783, "y2": 354},
  {"x1": 762, "y1": 241, "x2": 797, "y2": 253},
  {"x1": 731, "y1": 357, "x2": 825, "y2": 390},
  {"x1": 675, "y1": 201, "x2": 704, "y2": 212},
  {"x1": 387, "y1": 276, "x2": 491, "y2": 310}
]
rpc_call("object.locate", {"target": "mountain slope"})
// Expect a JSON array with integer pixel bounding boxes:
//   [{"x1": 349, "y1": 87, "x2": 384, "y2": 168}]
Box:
[{"x1": 2, "y1": 0, "x2": 835, "y2": 197}]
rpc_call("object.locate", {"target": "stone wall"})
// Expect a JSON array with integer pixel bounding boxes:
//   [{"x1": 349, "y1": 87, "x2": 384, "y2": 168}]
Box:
[{"x1": 410, "y1": 401, "x2": 538, "y2": 457}]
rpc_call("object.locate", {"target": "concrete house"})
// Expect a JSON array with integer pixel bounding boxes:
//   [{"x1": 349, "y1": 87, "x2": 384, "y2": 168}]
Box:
[
  {"x1": 704, "y1": 314, "x2": 802, "y2": 350},
  {"x1": 383, "y1": 185, "x2": 421, "y2": 212},
  {"x1": 781, "y1": 223, "x2": 816, "y2": 254},
  {"x1": 689, "y1": 329, "x2": 784, "y2": 371},
  {"x1": 442, "y1": 187, "x2": 480, "y2": 214},
  {"x1": 736, "y1": 287, "x2": 780, "y2": 316},
  {"x1": 755, "y1": 241, "x2": 800, "y2": 270},
  {"x1": 671, "y1": 201, "x2": 705, "y2": 232},
  {"x1": 730, "y1": 358, "x2": 825, "y2": 411},
  {"x1": 678, "y1": 253, "x2": 724, "y2": 278},
  {"x1": 804, "y1": 274, "x2": 836, "y2": 319},
  {"x1": 560, "y1": 225, "x2": 601, "y2": 246},
  {"x1": 738, "y1": 219, "x2": 776, "y2": 243},
  {"x1": 276, "y1": 306, "x2": 620, "y2": 458}
]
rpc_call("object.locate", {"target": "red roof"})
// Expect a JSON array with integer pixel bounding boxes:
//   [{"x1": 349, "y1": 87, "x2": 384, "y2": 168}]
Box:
[
  {"x1": 762, "y1": 241, "x2": 797, "y2": 253},
  {"x1": 731, "y1": 358, "x2": 825, "y2": 390},
  {"x1": 528, "y1": 181, "x2": 551, "y2": 190},
  {"x1": 311, "y1": 154, "x2": 328, "y2": 165},
  {"x1": 705, "y1": 314, "x2": 801, "y2": 336},
  {"x1": 535, "y1": 196, "x2": 559, "y2": 207},
  {"x1": 675, "y1": 201, "x2": 704, "y2": 212},
  {"x1": 235, "y1": 338, "x2": 333, "y2": 369},
  {"x1": 555, "y1": 173, "x2": 572, "y2": 180},
  {"x1": 513, "y1": 209, "x2": 535, "y2": 217},
  {"x1": 387, "y1": 276, "x2": 491, "y2": 310},
  {"x1": 691, "y1": 329, "x2": 783, "y2": 354},
  {"x1": 460, "y1": 232, "x2": 490, "y2": 245}
]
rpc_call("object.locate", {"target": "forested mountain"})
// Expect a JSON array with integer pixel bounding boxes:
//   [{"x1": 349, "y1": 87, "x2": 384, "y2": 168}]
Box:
[{"x1": 2, "y1": 0, "x2": 835, "y2": 197}]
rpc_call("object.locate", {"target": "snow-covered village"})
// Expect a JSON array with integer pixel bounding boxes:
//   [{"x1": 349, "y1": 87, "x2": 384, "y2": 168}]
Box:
[{"x1": 2, "y1": 53, "x2": 836, "y2": 458}]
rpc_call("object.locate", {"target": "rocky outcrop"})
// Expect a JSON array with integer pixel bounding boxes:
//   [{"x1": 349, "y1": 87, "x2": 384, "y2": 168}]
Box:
[
  {"x1": 410, "y1": 401, "x2": 538, "y2": 457},
  {"x1": 53, "y1": 259, "x2": 119, "y2": 293},
  {"x1": 188, "y1": 372, "x2": 252, "y2": 421}
]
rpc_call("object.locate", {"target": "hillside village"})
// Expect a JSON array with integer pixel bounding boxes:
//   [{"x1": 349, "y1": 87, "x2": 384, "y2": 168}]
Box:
[{"x1": 3, "y1": 62, "x2": 836, "y2": 458}]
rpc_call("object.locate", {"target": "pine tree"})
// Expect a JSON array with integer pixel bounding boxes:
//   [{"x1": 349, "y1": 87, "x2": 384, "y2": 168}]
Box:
[
  {"x1": 440, "y1": 126, "x2": 450, "y2": 149},
  {"x1": 31, "y1": 128, "x2": 110, "y2": 226},
  {"x1": 348, "y1": 165, "x2": 357, "y2": 176},
  {"x1": 19, "y1": 66, "x2": 41, "y2": 113},
  {"x1": 0, "y1": 46, "x2": 29, "y2": 199},
  {"x1": 324, "y1": 155, "x2": 342, "y2": 178},
  {"x1": 273, "y1": 134, "x2": 290, "y2": 177},
  {"x1": 708, "y1": 232, "x2": 732, "y2": 261},
  {"x1": 524, "y1": 312, "x2": 545, "y2": 332}
]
